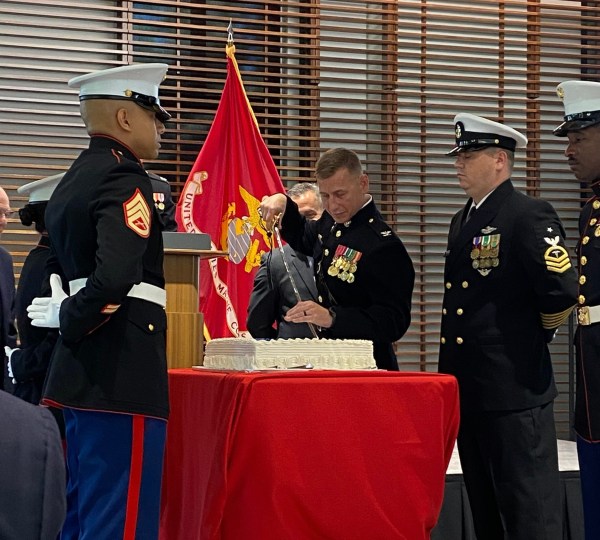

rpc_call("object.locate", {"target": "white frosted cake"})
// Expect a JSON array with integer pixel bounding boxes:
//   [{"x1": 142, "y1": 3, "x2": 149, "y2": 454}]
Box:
[{"x1": 203, "y1": 338, "x2": 376, "y2": 370}]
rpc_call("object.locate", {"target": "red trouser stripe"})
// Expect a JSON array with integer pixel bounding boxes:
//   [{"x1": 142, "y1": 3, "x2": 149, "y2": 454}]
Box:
[{"x1": 123, "y1": 415, "x2": 145, "y2": 540}]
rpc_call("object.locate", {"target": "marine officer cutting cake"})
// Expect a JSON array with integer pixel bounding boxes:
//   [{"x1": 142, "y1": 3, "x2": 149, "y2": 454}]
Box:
[
  {"x1": 27, "y1": 63, "x2": 170, "y2": 539},
  {"x1": 258, "y1": 147, "x2": 415, "y2": 370}
]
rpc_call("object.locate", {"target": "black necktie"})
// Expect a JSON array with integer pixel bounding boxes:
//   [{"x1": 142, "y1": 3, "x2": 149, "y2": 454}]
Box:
[{"x1": 464, "y1": 205, "x2": 476, "y2": 226}]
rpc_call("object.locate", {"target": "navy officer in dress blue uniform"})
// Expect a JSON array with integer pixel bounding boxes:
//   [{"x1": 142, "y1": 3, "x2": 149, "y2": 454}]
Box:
[
  {"x1": 554, "y1": 80, "x2": 600, "y2": 540},
  {"x1": 27, "y1": 63, "x2": 171, "y2": 540},
  {"x1": 258, "y1": 147, "x2": 415, "y2": 370},
  {"x1": 438, "y1": 113, "x2": 578, "y2": 540}
]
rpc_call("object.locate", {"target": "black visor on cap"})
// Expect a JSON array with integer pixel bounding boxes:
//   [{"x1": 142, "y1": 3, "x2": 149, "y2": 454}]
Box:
[
  {"x1": 553, "y1": 111, "x2": 600, "y2": 137},
  {"x1": 447, "y1": 134, "x2": 517, "y2": 156},
  {"x1": 80, "y1": 92, "x2": 171, "y2": 123}
]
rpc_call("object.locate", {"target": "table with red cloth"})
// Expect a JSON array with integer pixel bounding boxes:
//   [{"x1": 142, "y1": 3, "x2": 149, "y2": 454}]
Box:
[{"x1": 159, "y1": 368, "x2": 459, "y2": 540}]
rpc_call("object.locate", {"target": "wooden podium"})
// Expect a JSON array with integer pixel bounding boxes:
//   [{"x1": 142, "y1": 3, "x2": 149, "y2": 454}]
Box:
[{"x1": 162, "y1": 232, "x2": 227, "y2": 369}]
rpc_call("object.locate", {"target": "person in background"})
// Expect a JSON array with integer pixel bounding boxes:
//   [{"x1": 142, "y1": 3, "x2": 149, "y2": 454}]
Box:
[
  {"x1": 259, "y1": 147, "x2": 415, "y2": 370},
  {"x1": 0, "y1": 186, "x2": 17, "y2": 391},
  {"x1": 4, "y1": 173, "x2": 64, "y2": 436},
  {"x1": 438, "y1": 113, "x2": 578, "y2": 539},
  {"x1": 0, "y1": 389, "x2": 66, "y2": 540},
  {"x1": 148, "y1": 171, "x2": 177, "y2": 231},
  {"x1": 247, "y1": 182, "x2": 323, "y2": 338},
  {"x1": 27, "y1": 63, "x2": 171, "y2": 540},
  {"x1": 554, "y1": 80, "x2": 600, "y2": 540}
]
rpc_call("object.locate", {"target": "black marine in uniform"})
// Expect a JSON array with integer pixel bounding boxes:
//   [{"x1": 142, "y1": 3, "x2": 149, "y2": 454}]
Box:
[
  {"x1": 554, "y1": 79, "x2": 600, "y2": 540},
  {"x1": 280, "y1": 196, "x2": 414, "y2": 370},
  {"x1": 438, "y1": 113, "x2": 578, "y2": 540},
  {"x1": 42, "y1": 136, "x2": 169, "y2": 419}
]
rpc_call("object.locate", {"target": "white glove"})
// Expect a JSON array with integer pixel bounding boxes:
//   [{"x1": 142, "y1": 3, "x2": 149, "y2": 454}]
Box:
[
  {"x1": 27, "y1": 274, "x2": 68, "y2": 328},
  {"x1": 4, "y1": 345, "x2": 18, "y2": 384}
]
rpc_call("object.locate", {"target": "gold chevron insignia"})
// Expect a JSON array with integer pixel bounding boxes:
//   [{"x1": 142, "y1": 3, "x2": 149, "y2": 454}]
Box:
[
  {"x1": 544, "y1": 245, "x2": 572, "y2": 274},
  {"x1": 124, "y1": 188, "x2": 151, "y2": 238}
]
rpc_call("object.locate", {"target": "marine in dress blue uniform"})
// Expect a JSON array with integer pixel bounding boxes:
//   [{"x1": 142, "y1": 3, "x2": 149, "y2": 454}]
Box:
[
  {"x1": 259, "y1": 148, "x2": 415, "y2": 370},
  {"x1": 7, "y1": 174, "x2": 64, "y2": 434},
  {"x1": 27, "y1": 64, "x2": 171, "y2": 540},
  {"x1": 438, "y1": 114, "x2": 578, "y2": 539},
  {"x1": 554, "y1": 80, "x2": 600, "y2": 540}
]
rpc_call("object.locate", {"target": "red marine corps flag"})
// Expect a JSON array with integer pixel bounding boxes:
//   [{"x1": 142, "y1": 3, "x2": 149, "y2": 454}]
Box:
[{"x1": 176, "y1": 41, "x2": 284, "y2": 340}]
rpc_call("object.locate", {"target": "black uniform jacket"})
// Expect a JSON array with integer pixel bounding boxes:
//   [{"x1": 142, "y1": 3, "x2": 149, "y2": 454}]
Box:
[
  {"x1": 42, "y1": 135, "x2": 169, "y2": 419},
  {"x1": 574, "y1": 181, "x2": 600, "y2": 441},
  {"x1": 438, "y1": 180, "x2": 578, "y2": 412},
  {"x1": 280, "y1": 197, "x2": 415, "y2": 370},
  {"x1": 0, "y1": 246, "x2": 16, "y2": 390},
  {"x1": 12, "y1": 236, "x2": 60, "y2": 407},
  {"x1": 247, "y1": 244, "x2": 318, "y2": 339}
]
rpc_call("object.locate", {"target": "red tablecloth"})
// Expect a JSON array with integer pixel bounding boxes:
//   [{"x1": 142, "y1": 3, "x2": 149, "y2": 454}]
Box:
[{"x1": 159, "y1": 369, "x2": 459, "y2": 540}]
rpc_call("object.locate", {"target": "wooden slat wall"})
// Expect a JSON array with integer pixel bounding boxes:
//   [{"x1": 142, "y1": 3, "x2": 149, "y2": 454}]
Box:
[{"x1": 1, "y1": 0, "x2": 598, "y2": 437}]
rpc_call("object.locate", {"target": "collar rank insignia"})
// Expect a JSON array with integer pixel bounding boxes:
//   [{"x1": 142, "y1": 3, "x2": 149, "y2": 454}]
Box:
[
  {"x1": 543, "y1": 235, "x2": 572, "y2": 273},
  {"x1": 471, "y1": 233, "x2": 500, "y2": 276},
  {"x1": 124, "y1": 188, "x2": 151, "y2": 238},
  {"x1": 381, "y1": 230, "x2": 391, "y2": 237},
  {"x1": 327, "y1": 245, "x2": 362, "y2": 283}
]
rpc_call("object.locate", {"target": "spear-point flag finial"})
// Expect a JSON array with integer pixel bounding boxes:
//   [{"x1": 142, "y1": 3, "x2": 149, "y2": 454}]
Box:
[{"x1": 227, "y1": 19, "x2": 234, "y2": 45}]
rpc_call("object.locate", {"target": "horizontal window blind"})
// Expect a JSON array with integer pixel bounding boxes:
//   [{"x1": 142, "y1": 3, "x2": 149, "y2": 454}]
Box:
[{"x1": 1, "y1": 0, "x2": 598, "y2": 437}]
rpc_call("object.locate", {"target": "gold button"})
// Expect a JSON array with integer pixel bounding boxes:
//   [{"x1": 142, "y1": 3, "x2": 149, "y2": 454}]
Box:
[
  {"x1": 324, "y1": 249, "x2": 329, "y2": 256},
  {"x1": 442, "y1": 308, "x2": 447, "y2": 315},
  {"x1": 581, "y1": 256, "x2": 588, "y2": 266},
  {"x1": 591, "y1": 218, "x2": 598, "y2": 226},
  {"x1": 579, "y1": 295, "x2": 586, "y2": 304},
  {"x1": 318, "y1": 295, "x2": 323, "y2": 303},
  {"x1": 369, "y1": 218, "x2": 374, "y2": 223},
  {"x1": 446, "y1": 282, "x2": 452, "y2": 289},
  {"x1": 462, "y1": 281, "x2": 469, "y2": 288},
  {"x1": 456, "y1": 337, "x2": 463, "y2": 345},
  {"x1": 148, "y1": 324, "x2": 154, "y2": 331},
  {"x1": 594, "y1": 200, "x2": 600, "y2": 209},
  {"x1": 457, "y1": 308, "x2": 464, "y2": 315},
  {"x1": 440, "y1": 337, "x2": 446, "y2": 344},
  {"x1": 336, "y1": 230, "x2": 341, "y2": 237},
  {"x1": 580, "y1": 275, "x2": 587, "y2": 285},
  {"x1": 583, "y1": 236, "x2": 590, "y2": 245}
]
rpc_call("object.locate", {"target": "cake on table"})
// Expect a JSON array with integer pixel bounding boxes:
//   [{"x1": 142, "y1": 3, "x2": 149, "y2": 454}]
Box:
[{"x1": 203, "y1": 337, "x2": 377, "y2": 370}]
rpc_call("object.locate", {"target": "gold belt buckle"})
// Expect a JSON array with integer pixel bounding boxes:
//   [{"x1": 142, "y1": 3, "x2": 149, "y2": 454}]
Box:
[{"x1": 578, "y1": 306, "x2": 591, "y2": 326}]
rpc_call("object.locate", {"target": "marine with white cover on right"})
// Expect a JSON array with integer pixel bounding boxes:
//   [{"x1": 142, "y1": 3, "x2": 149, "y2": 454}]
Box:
[{"x1": 554, "y1": 79, "x2": 600, "y2": 540}]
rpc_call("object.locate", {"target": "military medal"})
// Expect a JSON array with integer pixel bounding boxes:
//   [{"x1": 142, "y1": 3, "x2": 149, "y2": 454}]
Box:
[
  {"x1": 327, "y1": 245, "x2": 362, "y2": 282},
  {"x1": 471, "y1": 233, "x2": 501, "y2": 276}
]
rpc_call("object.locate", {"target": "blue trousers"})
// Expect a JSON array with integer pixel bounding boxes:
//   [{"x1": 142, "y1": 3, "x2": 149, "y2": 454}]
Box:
[
  {"x1": 60, "y1": 408, "x2": 166, "y2": 540},
  {"x1": 577, "y1": 436, "x2": 600, "y2": 540}
]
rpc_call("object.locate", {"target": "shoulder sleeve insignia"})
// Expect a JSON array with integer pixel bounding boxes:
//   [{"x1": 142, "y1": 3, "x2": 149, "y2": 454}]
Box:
[
  {"x1": 123, "y1": 188, "x2": 151, "y2": 238},
  {"x1": 543, "y1": 236, "x2": 572, "y2": 274}
]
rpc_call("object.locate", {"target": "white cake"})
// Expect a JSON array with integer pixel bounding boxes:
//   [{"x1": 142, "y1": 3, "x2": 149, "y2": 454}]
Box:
[{"x1": 203, "y1": 337, "x2": 377, "y2": 370}]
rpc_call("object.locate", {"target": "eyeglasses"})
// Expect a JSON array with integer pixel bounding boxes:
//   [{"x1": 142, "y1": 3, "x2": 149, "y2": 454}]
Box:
[{"x1": 0, "y1": 209, "x2": 13, "y2": 219}]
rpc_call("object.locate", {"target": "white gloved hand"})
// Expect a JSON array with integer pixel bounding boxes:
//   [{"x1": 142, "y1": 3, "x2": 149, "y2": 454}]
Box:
[
  {"x1": 4, "y1": 345, "x2": 18, "y2": 384},
  {"x1": 27, "y1": 274, "x2": 68, "y2": 328}
]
